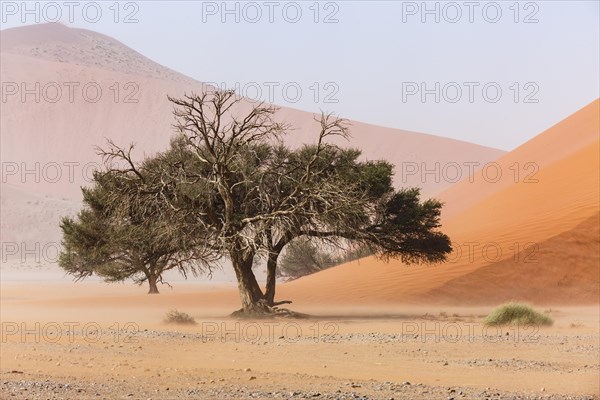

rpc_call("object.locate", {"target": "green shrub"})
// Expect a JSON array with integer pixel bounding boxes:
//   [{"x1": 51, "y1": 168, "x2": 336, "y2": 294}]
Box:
[
  {"x1": 164, "y1": 309, "x2": 197, "y2": 325},
  {"x1": 484, "y1": 303, "x2": 553, "y2": 326}
]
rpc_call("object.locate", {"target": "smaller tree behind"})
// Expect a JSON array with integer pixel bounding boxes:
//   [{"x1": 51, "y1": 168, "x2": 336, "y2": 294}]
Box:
[
  {"x1": 277, "y1": 238, "x2": 374, "y2": 281},
  {"x1": 277, "y1": 238, "x2": 336, "y2": 280},
  {"x1": 59, "y1": 155, "x2": 212, "y2": 294}
]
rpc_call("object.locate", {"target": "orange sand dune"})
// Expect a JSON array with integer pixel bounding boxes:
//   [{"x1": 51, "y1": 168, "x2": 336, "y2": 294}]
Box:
[
  {"x1": 440, "y1": 99, "x2": 599, "y2": 220},
  {"x1": 280, "y1": 100, "x2": 600, "y2": 306}
]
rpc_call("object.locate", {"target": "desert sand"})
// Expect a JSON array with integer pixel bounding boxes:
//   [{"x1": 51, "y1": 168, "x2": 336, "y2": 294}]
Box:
[
  {"x1": 1, "y1": 281, "x2": 599, "y2": 399},
  {"x1": 1, "y1": 23, "x2": 598, "y2": 399}
]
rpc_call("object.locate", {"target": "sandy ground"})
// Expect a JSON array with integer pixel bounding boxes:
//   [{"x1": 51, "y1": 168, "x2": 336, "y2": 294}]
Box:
[{"x1": 1, "y1": 281, "x2": 598, "y2": 399}]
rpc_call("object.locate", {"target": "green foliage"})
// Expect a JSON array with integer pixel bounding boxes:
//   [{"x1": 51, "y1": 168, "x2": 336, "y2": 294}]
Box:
[
  {"x1": 368, "y1": 188, "x2": 452, "y2": 263},
  {"x1": 484, "y1": 303, "x2": 553, "y2": 326},
  {"x1": 59, "y1": 159, "x2": 210, "y2": 292}
]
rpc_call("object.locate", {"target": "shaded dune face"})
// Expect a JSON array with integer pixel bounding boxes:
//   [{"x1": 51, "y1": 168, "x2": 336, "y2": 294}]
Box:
[
  {"x1": 280, "y1": 100, "x2": 600, "y2": 306},
  {"x1": 422, "y1": 212, "x2": 600, "y2": 305}
]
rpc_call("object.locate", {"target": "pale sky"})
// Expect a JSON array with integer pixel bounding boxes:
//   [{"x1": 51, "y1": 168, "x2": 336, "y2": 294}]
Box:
[{"x1": 1, "y1": 0, "x2": 599, "y2": 150}]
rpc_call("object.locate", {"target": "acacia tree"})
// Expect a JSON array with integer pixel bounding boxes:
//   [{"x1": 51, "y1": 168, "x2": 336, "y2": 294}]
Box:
[
  {"x1": 97, "y1": 90, "x2": 452, "y2": 314},
  {"x1": 59, "y1": 154, "x2": 215, "y2": 294}
]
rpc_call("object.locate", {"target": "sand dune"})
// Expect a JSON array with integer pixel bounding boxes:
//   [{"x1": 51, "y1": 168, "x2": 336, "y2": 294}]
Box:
[
  {"x1": 0, "y1": 22, "x2": 195, "y2": 82},
  {"x1": 280, "y1": 100, "x2": 600, "y2": 306},
  {"x1": 440, "y1": 99, "x2": 600, "y2": 220},
  {"x1": 0, "y1": 184, "x2": 78, "y2": 273},
  {"x1": 1, "y1": 23, "x2": 503, "y2": 200}
]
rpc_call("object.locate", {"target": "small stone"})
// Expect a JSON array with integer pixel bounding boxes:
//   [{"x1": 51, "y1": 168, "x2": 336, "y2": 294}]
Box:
[
  {"x1": 249, "y1": 376, "x2": 256, "y2": 380},
  {"x1": 244, "y1": 368, "x2": 252, "y2": 372}
]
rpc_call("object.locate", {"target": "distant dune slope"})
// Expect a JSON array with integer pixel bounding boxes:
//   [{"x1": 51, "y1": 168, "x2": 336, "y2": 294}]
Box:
[
  {"x1": 0, "y1": 22, "x2": 195, "y2": 82},
  {"x1": 280, "y1": 99, "x2": 600, "y2": 306},
  {"x1": 1, "y1": 23, "x2": 503, "y2": 200},
  {"x1": 0, "y1": 184, "x2": 78, "y2": 272}
]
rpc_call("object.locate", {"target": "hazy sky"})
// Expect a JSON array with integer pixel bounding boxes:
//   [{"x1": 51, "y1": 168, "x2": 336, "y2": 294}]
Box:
[{"x1": 2, "y1": 1, "x2": 599, "y2": 150}]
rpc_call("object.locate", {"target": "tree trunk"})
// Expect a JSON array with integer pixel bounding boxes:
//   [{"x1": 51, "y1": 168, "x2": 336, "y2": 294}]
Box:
[
  {"x1": 265, "y1": 252, "x2": 278, "y2": 306},
  {"x1": 147, "y1": 274, "x2": 159, "y2": 294},
  {"x1": 265, "y1": 235, "x2": 289, "y2": 307},
  {"x1": 231, "y1": 251, "x2": 265, "y2": 312}
]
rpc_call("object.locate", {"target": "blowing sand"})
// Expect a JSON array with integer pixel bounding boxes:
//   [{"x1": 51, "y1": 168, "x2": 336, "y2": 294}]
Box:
[{"x1": 1, "y1": 281, "x2": 599, "y2": 399}]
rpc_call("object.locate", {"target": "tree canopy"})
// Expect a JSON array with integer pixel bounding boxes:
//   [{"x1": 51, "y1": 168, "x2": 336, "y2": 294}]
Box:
[{"x1": 60, "y1": 90, "x2": 452, "y2": 314}]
